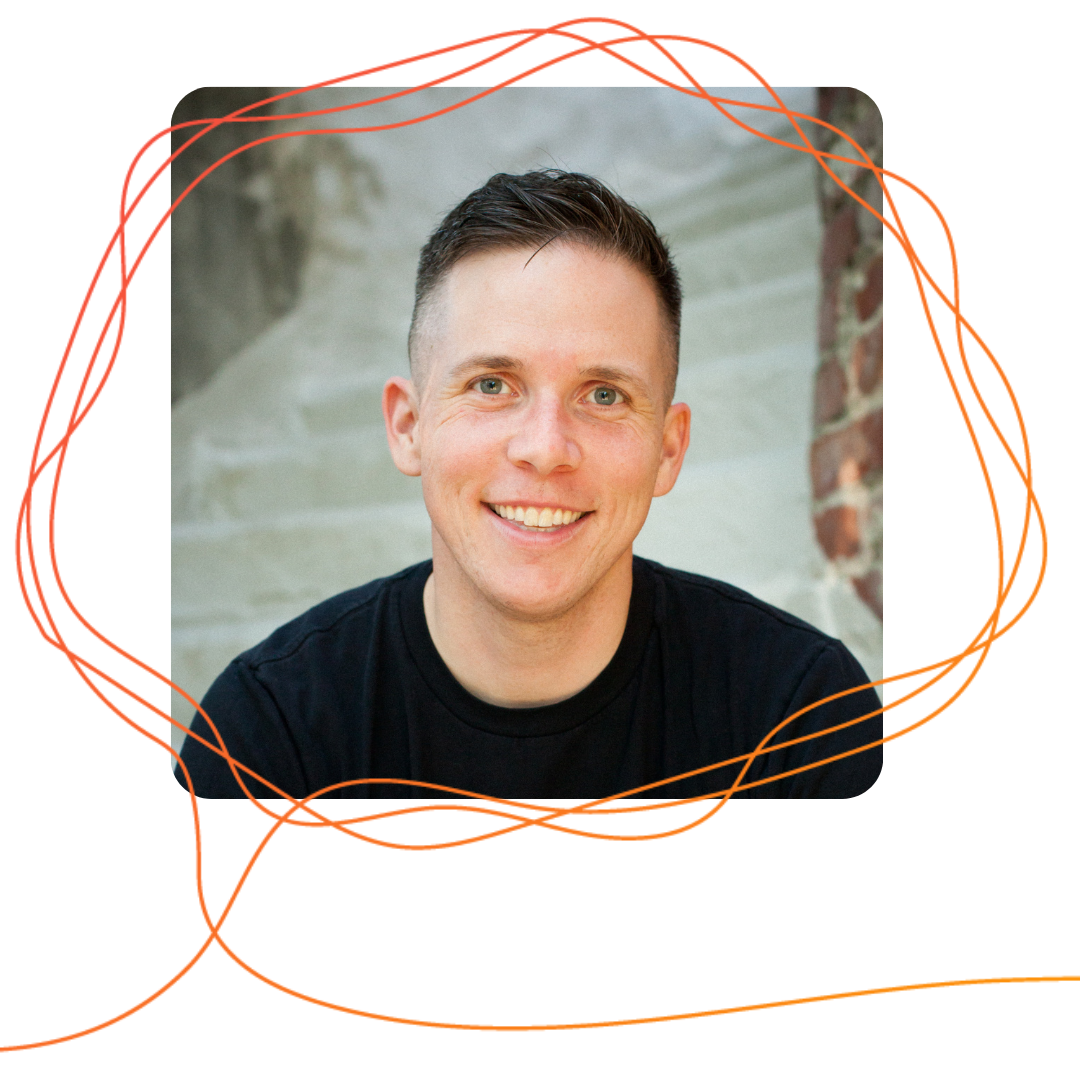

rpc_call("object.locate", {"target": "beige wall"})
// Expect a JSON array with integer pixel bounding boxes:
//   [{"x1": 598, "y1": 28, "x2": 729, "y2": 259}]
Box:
[{"x1": 171, "y1": 86, "x2": 882, "y2": 750}]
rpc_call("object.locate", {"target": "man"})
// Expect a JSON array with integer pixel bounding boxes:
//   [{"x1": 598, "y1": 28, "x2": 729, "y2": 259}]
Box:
[{"x1": 177, "y1": 170, "x2": 883, "y2": 801}]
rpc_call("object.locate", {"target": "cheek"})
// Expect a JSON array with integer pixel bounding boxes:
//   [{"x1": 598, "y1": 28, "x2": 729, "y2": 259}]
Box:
[
  {"x1": 423, "y1": 412, "x2": 505, "y2": 490},
  {"x1": 586, "y1": 425, "x2": 664, "y2": 500}
]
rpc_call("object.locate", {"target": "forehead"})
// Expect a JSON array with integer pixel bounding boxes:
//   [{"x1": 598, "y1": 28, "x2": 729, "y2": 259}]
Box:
[{"x1": 427, "y1": 243, "x2": 669, "y2": 381}]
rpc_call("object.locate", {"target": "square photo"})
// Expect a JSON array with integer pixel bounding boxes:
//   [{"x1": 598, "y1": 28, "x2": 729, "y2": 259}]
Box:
[{"x1": 170, "y1": 86, "x2": 884, "y2": 800}]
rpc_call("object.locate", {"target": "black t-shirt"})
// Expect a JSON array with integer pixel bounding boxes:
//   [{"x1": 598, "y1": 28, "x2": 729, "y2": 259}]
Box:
[{"x1": 175, "y1": 557, "x2": 883, "y2": 800}]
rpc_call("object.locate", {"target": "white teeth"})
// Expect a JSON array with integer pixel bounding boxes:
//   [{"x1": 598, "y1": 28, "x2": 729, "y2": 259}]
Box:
[{"x1": 490, "y1": 504, "x2": 584, "y2": 528}]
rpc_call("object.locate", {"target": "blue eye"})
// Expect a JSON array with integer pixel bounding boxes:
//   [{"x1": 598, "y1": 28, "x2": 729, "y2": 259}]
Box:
[
  {"x1": 591, "y1": 386, "x2": 621, "y2": 405},
  {"x1": 478, "y1": 378, "x2": 504, "y2": 395}
]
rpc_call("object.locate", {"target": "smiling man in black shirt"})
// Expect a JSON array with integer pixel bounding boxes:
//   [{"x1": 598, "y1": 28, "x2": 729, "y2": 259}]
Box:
[{"x1": 176, "y1": 170, "x2": 882, "y2": 801}]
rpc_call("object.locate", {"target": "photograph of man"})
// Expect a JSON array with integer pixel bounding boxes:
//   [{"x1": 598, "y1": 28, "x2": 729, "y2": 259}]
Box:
[{"x1": 176, "y1": 169, "x2": 883, "y2": 800}]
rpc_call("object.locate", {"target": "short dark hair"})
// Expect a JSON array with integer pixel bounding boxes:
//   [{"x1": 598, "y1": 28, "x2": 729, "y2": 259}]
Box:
[{"x1": 409, "y1": 170, "x2": 682, "y2": 401}]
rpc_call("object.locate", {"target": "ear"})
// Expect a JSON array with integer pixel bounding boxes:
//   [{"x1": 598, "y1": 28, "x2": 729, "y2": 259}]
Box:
[
  {"x1": 382, "y1": 376, "x2": 422, "y2": 477},
  {"x1": 653, "y1": 401, "x2": 691, "y2": 497}
]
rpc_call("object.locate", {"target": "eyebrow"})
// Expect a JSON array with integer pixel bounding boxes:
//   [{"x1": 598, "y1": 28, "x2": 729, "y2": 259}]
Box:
[{"x1": 446, "y1": 355, "x2": 524, "y2": 383}]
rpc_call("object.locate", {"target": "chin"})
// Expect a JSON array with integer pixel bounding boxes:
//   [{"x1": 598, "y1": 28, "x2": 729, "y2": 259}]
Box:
[{"x1": 479, "y1": 564, "x2": 589, "y2": 621}]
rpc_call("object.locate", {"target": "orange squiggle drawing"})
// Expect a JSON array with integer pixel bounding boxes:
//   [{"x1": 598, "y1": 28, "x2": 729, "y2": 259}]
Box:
[{"x1": 8, "y1": 17, "x2": 1070, "y2": 1054}]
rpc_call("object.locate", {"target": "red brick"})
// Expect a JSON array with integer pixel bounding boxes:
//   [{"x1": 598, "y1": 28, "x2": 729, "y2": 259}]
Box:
[
  {"x1": 853, "y1": 568, "x2": 883, "y2": 621},
  {"x1": 814, "y1": 505, "x2": 861, "y2": 559},
  {"x1": 811, "y1": 422, "x2": 874, "y2": 499},
  {"x1": 820, "y1": 205, "x2": 859, "y2": 280},
  {"x1": 814, "y1": 359, "x2": 847, "y2": 426},
  {"x1": 855, "y1": 254, "x2": 883, "y2": 320},
  {"x1": 818, "y1": 276, "x2": 840, "y2": 352},
  {"x1": 860, "y1": 408, "x2": 883, "y2": 472},
  {"x1": 852, "y1": 321, "x2": 883, "y2": 394}
]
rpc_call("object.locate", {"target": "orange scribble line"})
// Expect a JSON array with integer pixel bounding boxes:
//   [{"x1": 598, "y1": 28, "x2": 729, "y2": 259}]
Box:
[{"x1": 6, "y1": 16, "x2": 1061, "y2": 1055}]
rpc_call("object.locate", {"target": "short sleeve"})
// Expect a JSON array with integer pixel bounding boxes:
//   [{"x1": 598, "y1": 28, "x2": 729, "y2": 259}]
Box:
[
  {"x1": 740, "y1": 644, "x2": 883, "y2": 798},
  {"x1": 173, "y1": 660, "x2": 310, "y2": 800}
]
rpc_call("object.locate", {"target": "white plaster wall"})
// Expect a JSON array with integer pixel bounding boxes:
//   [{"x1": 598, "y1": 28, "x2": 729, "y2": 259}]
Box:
[{"x1": 171, "y1": 86, "x2": 882, "y2": 749}]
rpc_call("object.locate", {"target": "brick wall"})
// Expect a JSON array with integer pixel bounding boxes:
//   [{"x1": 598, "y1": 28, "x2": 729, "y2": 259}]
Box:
[{"x1": 811, "y1": 88, "x2": 883, "y2": 620}]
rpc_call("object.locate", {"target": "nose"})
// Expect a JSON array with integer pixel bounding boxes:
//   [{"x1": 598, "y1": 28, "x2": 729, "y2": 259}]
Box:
[{"x1": 505, "y1": 391, "x2": 582, "y2": 476}]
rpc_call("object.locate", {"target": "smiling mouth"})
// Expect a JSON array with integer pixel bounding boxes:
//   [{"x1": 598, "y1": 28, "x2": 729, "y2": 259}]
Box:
[{"x1": 487, "y1": 503, "x2": 588, "y2": 530}]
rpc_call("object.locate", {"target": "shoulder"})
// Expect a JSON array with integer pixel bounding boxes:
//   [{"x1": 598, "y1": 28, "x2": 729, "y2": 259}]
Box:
[
  {"x1": 234, "y1": 560, "x2": 429, "y2": 673},
  {"x1": 634, "y1": 556, "x2": 867, "y2": 702},
  {"x1": 634, "y1": 559, "x2": 878, "y2": 764},
  {"x1": 636, "y1": 556, "x2": 836, "y2": 651}
]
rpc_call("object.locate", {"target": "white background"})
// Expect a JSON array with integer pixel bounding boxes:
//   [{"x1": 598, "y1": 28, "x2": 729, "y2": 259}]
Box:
[{"x1": 1, "y1": 3, "x2": 1076, "y2": 1077}]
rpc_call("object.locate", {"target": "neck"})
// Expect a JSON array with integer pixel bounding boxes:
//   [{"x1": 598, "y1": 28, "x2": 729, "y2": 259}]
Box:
[{"x1": 422, "y1": 543, "x2": 634, "y2": 708}]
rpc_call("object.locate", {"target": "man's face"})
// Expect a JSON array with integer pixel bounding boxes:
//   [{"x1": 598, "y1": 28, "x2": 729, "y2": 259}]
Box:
[{"x1": 384, "y1": 242, "x2": 690, "y2": 620}]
